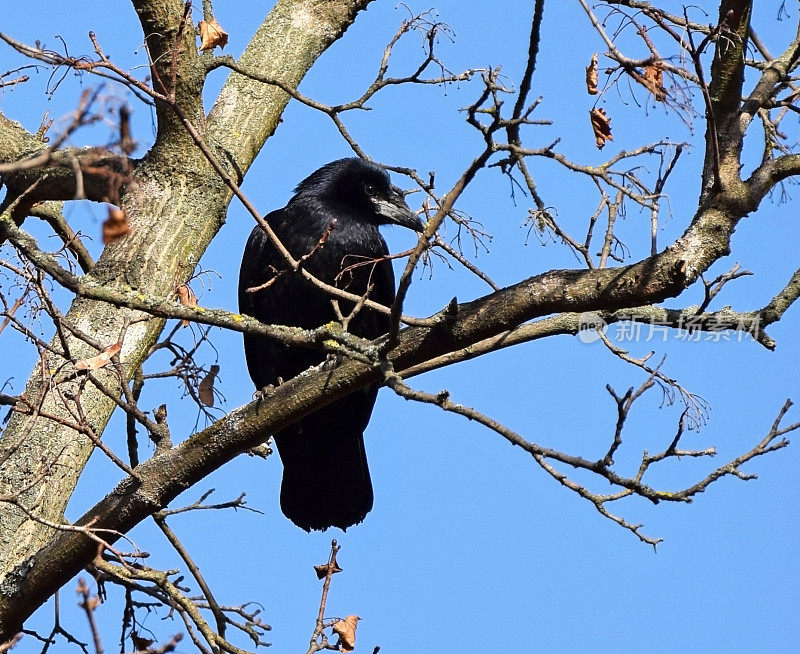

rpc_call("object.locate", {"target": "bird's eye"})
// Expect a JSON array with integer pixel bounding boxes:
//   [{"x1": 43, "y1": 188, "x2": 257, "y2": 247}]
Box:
[{"x1": 363, "y1": 183, "x2": 377, "y2": 197}]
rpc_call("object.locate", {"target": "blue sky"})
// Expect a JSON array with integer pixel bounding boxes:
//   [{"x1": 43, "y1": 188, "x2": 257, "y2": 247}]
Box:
[{"x1": 2, "y1": 1, "x2": 799, "y2": 652}]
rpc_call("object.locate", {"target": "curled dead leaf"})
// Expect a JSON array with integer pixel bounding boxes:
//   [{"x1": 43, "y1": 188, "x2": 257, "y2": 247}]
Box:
[
  {"x1": 75, "y1": 342, "x2": 122, "y2": 371},
  {"x1": 313, "y1": 562, "x2": 343, "y2": 580},
  {"x1": 198, "y1": 18, "x2": 228, "y2": 51},
  {"x1": 332, "y1": 615, "x2": 360, "y2": 653},
  {"x1": 589, "y1": 108, "x2": 613, "y2": 149},
  {"x1": 76, "y1": 577, "x2": 100, "y2": 610},
  {"x1": 102, "y1": 207, "x2": 131, "y2": 244},
  {"x1": 176, "y1": 284, "x2": 198, "y2": 327},
  {"x1": 586, "y1": 53, "x2": 598, "y2": 95},
  {"x1": 131, "y1": 631, "x2": 155, "y2": 650},
  {"x1": 642, "y1": 62, "x2": 667, "y2": 101},
  {"x1": 198, "y1": 364, "x2": 220, "y2": 407}
]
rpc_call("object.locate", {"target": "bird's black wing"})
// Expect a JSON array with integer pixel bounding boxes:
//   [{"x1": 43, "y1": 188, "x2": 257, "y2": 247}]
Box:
[{"x1": 238, "y1": 213, "x2": 323, "y2": 391}]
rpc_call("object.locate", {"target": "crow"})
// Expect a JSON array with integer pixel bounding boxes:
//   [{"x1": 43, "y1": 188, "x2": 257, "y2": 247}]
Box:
[{"x1": 238, "y1": 158, "x2": 422, "y2": 531}]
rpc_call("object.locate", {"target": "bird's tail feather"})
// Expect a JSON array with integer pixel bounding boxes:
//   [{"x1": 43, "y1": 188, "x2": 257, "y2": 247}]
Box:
[{"x1": 275, "y1": 410, "x2": 374, "y2": 532}]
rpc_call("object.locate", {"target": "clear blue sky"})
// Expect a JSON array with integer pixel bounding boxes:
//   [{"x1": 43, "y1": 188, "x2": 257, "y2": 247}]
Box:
[{"x1": 2, "y1": 1, "x2": 799, "y2": 652}]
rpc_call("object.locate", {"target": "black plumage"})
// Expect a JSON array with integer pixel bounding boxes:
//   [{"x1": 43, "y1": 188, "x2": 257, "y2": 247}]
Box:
[{"x1": 238, "y1": 158, "x2": 422, "y2": 531}]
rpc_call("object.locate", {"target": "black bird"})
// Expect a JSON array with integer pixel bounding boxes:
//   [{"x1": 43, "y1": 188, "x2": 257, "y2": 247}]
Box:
[{"x1": 238, "y1": 158, "x2": 422, "y2": 531}]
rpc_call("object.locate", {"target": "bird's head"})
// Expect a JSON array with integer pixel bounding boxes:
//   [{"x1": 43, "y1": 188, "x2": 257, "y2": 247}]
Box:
[{"x1": 292, "y1": 158, "x2": 424, "y2": 233}]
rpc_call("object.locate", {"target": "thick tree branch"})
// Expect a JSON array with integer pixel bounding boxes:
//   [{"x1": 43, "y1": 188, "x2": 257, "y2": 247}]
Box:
[
  {"x1": 131, "y1": 0, "x2": 204, "y2": 150},
  {"x1": 700, "y1": 1, "x2": 752, "y2": 200}
]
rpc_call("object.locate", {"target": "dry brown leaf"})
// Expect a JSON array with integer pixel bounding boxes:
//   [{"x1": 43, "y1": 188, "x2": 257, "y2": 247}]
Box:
[
  {"x1": 332, "y1": 615, "x2": 360, "y2": 653},
  {"x1": 313, "y1": 562, "x2": 343, "y2": 579},
  {"x1": 75, "y1": 342, "x2": 122, "y2": 371},
  {"x1": 176, "y1": 284, "x2": 198, "y2": 327},
  {"x1": 198, "y1": 18, "x2": 228, "y2": 51},
  {"x1": 642, "y1": 62, "x2": 667, "y2": 101},
  {"x1": 76, "y1": 577, "x2": 100, "y2": 611},
  {"x1": 589, "y1": 108, "x2": 613, "y2": 149},
  {"x1": 102, "y1": 207, "x2": 131, "y2": 244},
  {"x1": 131, "y1": 631, "x2": 155, "y2": 650},
  {"x1": 198, "y1": 364, "x2": 220, "y2": 407},
  {"x1": 586, "y1": 53, "x2": 598, "y2": 95}
]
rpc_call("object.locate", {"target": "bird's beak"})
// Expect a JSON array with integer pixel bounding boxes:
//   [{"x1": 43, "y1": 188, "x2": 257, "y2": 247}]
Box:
[{"x1": 374, "y1": 190, "x2": 425, "y2": 233}]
